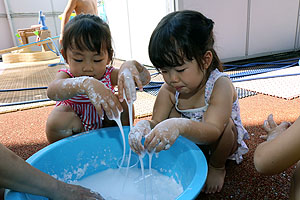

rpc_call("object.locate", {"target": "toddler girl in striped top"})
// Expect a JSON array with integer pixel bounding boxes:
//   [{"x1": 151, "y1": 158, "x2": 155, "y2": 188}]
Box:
[{"x1": 46, "y1": 14, "x2": 150, "y2": 143}]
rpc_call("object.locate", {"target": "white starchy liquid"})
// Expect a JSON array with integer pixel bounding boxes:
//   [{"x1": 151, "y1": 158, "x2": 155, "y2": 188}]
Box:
[
  {"x1": 75, "y1": 168, "x2": 183, "y2": 200},
  {"x1": 74, "y1": 83, "x2": 183, "y2": 200},
  {"x1": 113, "y1": 116, "x2": 126, "y2": 169}
]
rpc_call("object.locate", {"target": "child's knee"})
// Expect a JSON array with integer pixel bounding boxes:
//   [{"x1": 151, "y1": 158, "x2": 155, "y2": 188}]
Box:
[
  {"x1": 46, "y1": 106, "x2": 82, "y2": 143},
  {"x1": 223, "y1": 119, "x2": 238, "y2": 143},
  {"x1": 223, "y1": 119, "x2": 238, "y2": 153}
]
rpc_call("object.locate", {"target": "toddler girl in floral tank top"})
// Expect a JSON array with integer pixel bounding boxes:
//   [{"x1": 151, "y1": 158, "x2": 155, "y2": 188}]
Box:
[{"x1": 128, "y1": 10, "x2": 249, "y2": 195}]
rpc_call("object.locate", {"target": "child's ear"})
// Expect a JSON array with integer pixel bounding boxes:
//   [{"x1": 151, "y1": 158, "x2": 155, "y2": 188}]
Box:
[
  {"x1": 61, "y1": 49, "x2": 68, "y2": 64},
  {"x1": 203, "y1": 50, "x2": 213, "y2": 69}
]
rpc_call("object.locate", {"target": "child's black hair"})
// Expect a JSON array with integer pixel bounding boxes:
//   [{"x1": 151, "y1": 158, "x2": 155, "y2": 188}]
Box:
[
  {"x1": 149, "y1": 10, "x2": 222, "y2": 75},
  {"x1": 62, "y1": 14, "x2": 113, "y2": 61}
]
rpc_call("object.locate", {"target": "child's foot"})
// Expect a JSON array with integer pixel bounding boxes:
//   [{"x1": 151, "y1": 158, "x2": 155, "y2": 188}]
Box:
[{"x1": 202, "y1": 164, "x2": 226, "y2": 194}]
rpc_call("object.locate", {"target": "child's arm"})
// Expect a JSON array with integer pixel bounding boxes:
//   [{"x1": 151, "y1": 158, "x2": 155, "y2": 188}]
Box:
[
  {"x1": 47, "y1": 71, "x2": 123, "y2": 120},
  {"x1": 254, "y1": 116, "x2": 300, "y2": 175},
  {"x1": 144, "y1": 77, "x2": 236, "y2": 152},
  {"x1": 111, "y1": 60, "x2": 151, "y2": 104},
  {"x1": 47, "y1": 71, "x2": 86, "y2": 100},
  {"x1": 60, "y1": 0, "x2": 77, "y2": 44},
  {"x1": 0, "y1": 143, "x2": 104, "y2": 200}
]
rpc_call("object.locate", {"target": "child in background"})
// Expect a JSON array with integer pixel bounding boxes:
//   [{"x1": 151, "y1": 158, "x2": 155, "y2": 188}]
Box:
[
  {"x1": 60, "y1": 0, "x2": 98, "y2": 44},
  {"x1": 46, "y1": 14, "x2": 150, "y2": 143},
  {"x1": 128, "y1": 10, "x2": 249, "y2": 194},
  {"x1": 254, "y1": 114, "x2": 299, "y2": 199}
]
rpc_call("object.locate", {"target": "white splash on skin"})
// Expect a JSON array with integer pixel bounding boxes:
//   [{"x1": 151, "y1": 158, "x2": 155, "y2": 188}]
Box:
[
  {"x1": 58, "y1": 129, "x2": 73, "y2": 136},
  {"x1": 120, "y1": 68, "x2": 136, "y2": 102},
  {"x1": 81, "y1": 78, "x2": 117, "y2": 119},
  {"x1": 85, "y1": 86, "x2": 103, "y2": 105},
  {"x1": 151, "y1": 118, "x2": 192, "y2": 149},
  {"x1": 61, "y1": 76, "x2": 91, "y2": 94},
  {"x1": 129, "y1": 120, "x2": 151, "y2": 150}
]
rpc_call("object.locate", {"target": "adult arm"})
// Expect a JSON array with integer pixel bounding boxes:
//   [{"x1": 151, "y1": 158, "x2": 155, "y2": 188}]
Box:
[
  {"x1": 254, "y1": 116, "x2": 300, "y2": 175},
  {"x1": 60, "y1": 0, "x2": 77, "y2": 44},
  {"x1": 0, "y1": 143, "x2": 103, "y2": 200}
]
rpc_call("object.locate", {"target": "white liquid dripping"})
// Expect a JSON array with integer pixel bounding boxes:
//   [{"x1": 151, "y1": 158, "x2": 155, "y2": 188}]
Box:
[
  {"x1": 139, "y1": 154, "x2": 147, "y2": 200},
  {"x1": 112, "y1": 113, "x2": 126, "y2": 169},
  {"x1": 76, "y1": 79, "x2": 184, "y2": 200},
  {"x1": 148, "y1": 152, "x2": 154, "y2": 200},
  {"x1": 122, "y1": 92, "x2": 134, "y2": 191},
  {"x1": 124, "y1": 92, "x2": 134, "y2": 177}
]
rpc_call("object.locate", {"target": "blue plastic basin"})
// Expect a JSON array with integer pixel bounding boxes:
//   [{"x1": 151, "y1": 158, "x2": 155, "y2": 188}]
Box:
[{"x1": 5, "y1": 126, "x2": 207, "y2": 200}]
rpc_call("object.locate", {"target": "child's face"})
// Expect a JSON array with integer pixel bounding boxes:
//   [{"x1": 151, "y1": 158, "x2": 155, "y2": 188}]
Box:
[
  {"x1": 64, "y1": 47, "x2": 111, "y2": 79},
  {"x1": 160, "y1": 59, "x2": 205, "y2": 94}
]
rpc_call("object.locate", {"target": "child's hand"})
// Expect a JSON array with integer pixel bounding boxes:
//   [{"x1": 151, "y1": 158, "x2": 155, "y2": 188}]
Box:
[
  {"x1": 128, "y1": 120, "x2": 151, "y2": 155},
  {"x1": 144, "y1": 119, "x2": 180, "y2": 153},
  {"x1": 118, "y1": 61, "x2": 144, "y2": 104},
  {"x1": 83, "y1": 78, "x2": 123, "y2": 120},
  {"x1": 261, "y1": 114, "x2": 291, "y2": 141}
]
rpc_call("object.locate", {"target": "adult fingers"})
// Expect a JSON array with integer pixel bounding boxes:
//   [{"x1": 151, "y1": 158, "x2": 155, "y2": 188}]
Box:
[
  {"x1": 259, "y1": 134, "x2": 268, "y2": 140},
  {"x1": 263, "y1": 120, "x2": 271, "y2": 132},
  {"x1": 278, "y1": 121, "x2": 291, "y2": 131},
  {"x1": 267, "y1": 114, "x2": 277, "y2": 129}
]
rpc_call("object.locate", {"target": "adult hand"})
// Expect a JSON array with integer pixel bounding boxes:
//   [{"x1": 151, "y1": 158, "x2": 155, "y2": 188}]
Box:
[
  {"x1": 260, "y1": 114, "x2": 291, "y2": 141},
  {"x1": 144, "y1": 118, "x2": 180, "y2": 153},
  {"x1": 54, "y1": 182, "x2": 104, "y2": 200},
  {"x1": 128, "y1": 120, "x2": 151, "y2": 155}
]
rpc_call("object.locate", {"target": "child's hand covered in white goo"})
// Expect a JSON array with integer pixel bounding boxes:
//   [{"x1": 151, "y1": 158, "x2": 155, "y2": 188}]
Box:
[
  {"x1": 144, "y1": 118, "x2": 181, "y2": 153},
  {"x1": 261, "y1": 114, "x2": 291, "y2": 141},
  {"x1": 118, "y1": 62, "x2": 143, "y2": 104},
  {"x1": 83, "y1": 77, "x2": 123, "y2": 120},
  {"x1": 128, "y1": 120, "x2": 151, "y2": 155}
]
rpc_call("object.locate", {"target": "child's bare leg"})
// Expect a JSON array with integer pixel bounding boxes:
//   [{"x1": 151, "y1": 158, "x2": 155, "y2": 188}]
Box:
[
  {"x1": 46, "y1": 105, "x2": 84, "y2": 143},
  {"x1": 290, "y1": 161, "x2": 300, "y2": 200},
  {"x1": 203, "y1": 119, "x2": 238, "y2": 194}
]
